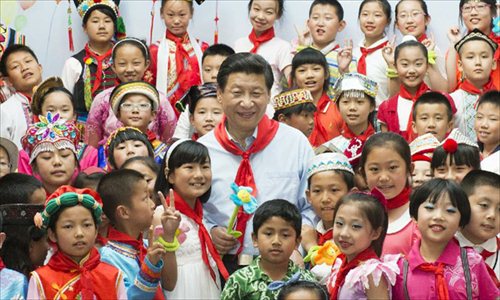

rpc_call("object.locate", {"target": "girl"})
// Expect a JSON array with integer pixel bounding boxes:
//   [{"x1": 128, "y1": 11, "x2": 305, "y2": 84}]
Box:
[
  {"x1": 474, "y1": 90, "x2": 500, "y2": 174},
  {"x1": 291, "y1": 48, "x2": 342, "y2": 147},
  {"x1": 354, "y1": 0, "x2": 392, "y2": 106},
  {"x1": 28, "y1": 185, "x2": 127, "y2": 299},
  {"x1": 392, "y1": 179, "x2": 499, "y2": 299},
  {"x1": 235, "y1": 0, "x2": 292, "y2": 99},
  {"x1": 432, "y1": 129, "x2": 481, "y2": 183},
  {"x1": 153, "y1": 139, "x2": 229, "y2": 299},
  {"x1": 409, "y1": 133, "x2": 439, "y2": 188},
  {"x1": 149, "y1": 0, "x2": 203, "y2": 116},
  {"x1": 21, "y1": 113, "x2": 80, "y2": 196},
  {"x1": 105, "y1": 126, "x2": 155, "y2": 170},
  {"x1": 186, "y1": 83, "x2": 223, "y2": 140},
  {"x1": 325, "y1": 193, "x2": 398, "y2": 300},
  {"x1": 86, "y1": 37, "x2": 177, "y2": 147},
  {"x1": 393, "y1": 0, "x2": 448, "y2": 92},
  {"x1": 360, "y1": 132, "x2": 419, "y2": 256},
  {"x1": 122, "y1": 156, "x2": 159, "y2": 200},
  {"x1": 277, "y1": 281, "x2": 329, "y2": 300},
  {"x1": 378, "y1": 40, "x2": 431, "y2": 142}
]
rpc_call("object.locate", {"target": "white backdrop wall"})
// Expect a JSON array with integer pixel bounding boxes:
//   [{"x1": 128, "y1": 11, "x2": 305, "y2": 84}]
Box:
[{"x1": 1, "y1": 0, "x2": 464, "y2": 77}]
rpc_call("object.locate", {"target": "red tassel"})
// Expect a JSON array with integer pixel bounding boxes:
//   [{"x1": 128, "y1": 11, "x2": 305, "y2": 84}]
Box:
[{"x1": 68, "y1": 27, "x2": 74, "y2": 52}]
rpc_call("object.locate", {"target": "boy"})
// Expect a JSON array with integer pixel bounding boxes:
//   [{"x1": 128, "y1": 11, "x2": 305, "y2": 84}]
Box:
[
  {"x1": 0, "y1": 173, "x2": 45, "y2": 205},
  {"x1": 457, "y1": 170, "x2": 500, "y2": 280},
  {"x1": 0, "y1": 137, "x2": 18, "y2": 178},
  {"x1": 272, "y1": 88, "x2": 317, "y2": 137},
  {"x1": 411, "y1": 91, "x2": 455, "y2": 142},
  {"x1": 0, "y1": 45, "x2": 43, "y2": 149},
  {"x1": 98, "y1": 169, "x2": 180, "y2": 299},
  {"x1": 474, "y1": 90, "x2": 500, "y2": 175},
  {"x1": 221, "y1": 200, "x2": 316, "y2": 299},
  {"x1": 451, "y1": 29, "x2": 498, "y2": 142}
]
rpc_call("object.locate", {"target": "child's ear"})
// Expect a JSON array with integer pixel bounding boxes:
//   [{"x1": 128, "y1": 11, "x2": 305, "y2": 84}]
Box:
[
  {"x1": 216, "y1": 89, "x2": 223, "y2": 104},
  {"x1": 305, "y1": 189, "x2": 311, "y2": 203},
  {"x1": 492, "y1": 59, "x2": 497, "y2": 71},
  {"x1": 424, "y1": 15, "x2": 431, "y2": 27},
  {"x1": 251, "y1": 232, "x2": 258, "y2": 248},
  {"x1": 446, "y1": 119, "x2": 454, "y2": 134},
  {"x1": 277, "y1": 114, "x2": 287, "y2": 123},
  {"x1": 189, "y1": 114, "x2": 195, "y2": 126},
  {"x1": 295, "y1": 235, "x2": 302, "y2": 248},
  {"x1": 145, "y1": 59, "x2": 151, "y2": 69},
  {"x1": 116, "y1": 205, "x2": 130, "y2": 220},
  {"x1": 338, "y1": 20, "x2": 346, "y2": 32},
  {"x1": 458, "y1": 59, "x2": 464, "y2": 73},
  {"x1": 371, "y1": 227, "x2": 382, "y2": 241},
  {"x1": 47, "y1": 228, "x2": 57, "y2": 244},
  {"x1": 411, "y1": 120, "x2": 418, "y2": 134},
  {"x1": 0, "y1": 232, "x2": 6, "y2": 248}
]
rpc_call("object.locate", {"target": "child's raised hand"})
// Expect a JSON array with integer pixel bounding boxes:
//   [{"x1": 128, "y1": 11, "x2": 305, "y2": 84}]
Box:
[
  {"x1": 382, "y1": 36, "x2": 396, "y2": 66},
  {"x1": 421, "y1": 32, "x2": 436, "y2": 51},
  {"x1": 158, "y1": 189, "x2": 181, "y2": 241},
  {"x1": 338, "y1": 39, "x2": 353, "y2": 74},
  {"x1": 295, "y1": 23, "x2": 310, "y2": 47},
  {"x1": 447, "y1": 26, "x2": 462, "y2": 45},
  {"x1": 147, "y1": 226, "x2": 166, "y2": 266}
]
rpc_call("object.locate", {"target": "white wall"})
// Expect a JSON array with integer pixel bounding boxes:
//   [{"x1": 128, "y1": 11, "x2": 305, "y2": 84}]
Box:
[{"x1": 1, "y1": 0, "x2": 463, "y2": 77}]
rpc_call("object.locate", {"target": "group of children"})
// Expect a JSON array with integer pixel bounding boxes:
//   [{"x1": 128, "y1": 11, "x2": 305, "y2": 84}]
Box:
[{"x1": 0, "y1": 0, "x2": 499, "y2": 299}]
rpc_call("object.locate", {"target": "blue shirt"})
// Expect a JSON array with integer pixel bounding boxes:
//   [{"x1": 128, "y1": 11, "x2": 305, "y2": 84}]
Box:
[{"x1": 1, "y1": 268, "x2": 28, "y2": 299}]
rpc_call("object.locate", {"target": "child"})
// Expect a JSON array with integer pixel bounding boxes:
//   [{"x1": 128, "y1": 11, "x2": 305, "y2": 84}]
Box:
[
  {"x1": 150, "y1": 0, "x2": 203, "y2": 116},
  {"x1": 105, "y1": 127, "x2": 155, "y2": 170},
  {"x1": 21, "y1": 113, "x2": 80, "y2": 195},
  {"x1": 235, "y1": 0, "x2": 292, "y2": 99},
  {"x1": 451, "y1": 29, "x2": 498, "y2": 141},
  {"x1": 109, "y1": 81, "x2": 167, "y2": 164},
  {"x1": 360, "y1": 132, "x2": 419, "y2": 256},
  {"x1": 392, "y1": 178, "x2": 499, "y2": 299},
  {"x1": 0, "y1": 137, "x2": 18, "y2": 178},
  {"x1": 185, "y1": 83, "x2": 224, "y2": 140},
  {"x1": 122, "y1": 156, "x2": 159, "y2": 199},
  {"x1": 221, "y1": 200, "x2": 316, "y2": 299},
  {"x1": 27, "y1": 186, "x2": 127, "y2": 299},
  {"x1": 409, "y1": 133, "x2": 439, "y2": 189},
  {"x1": 474, "y1": 90, "x2": 500, "y2": 174},
  {"x1": 277, "y1": 281, "x2": 329, "y2": 300},
  {"x1": 0, "y1": 173, "x2": 45, "y2": 205},
  {"x1": 153, "y1": 139, "x2": 229, "y2": 299},
  {"x1": 325, "y1": 192, "x2": 398, "y2": 299},
  {"x1": 272, "y1": 88, "x2": 317, "y2": 138},
  {"x1": 411, "y1": 91, "x2": 455, "y2": 142},
  {"x1": 306, "y1": 152, "x2": 354, "y2": 246},
  {"x1": 291, "y1": 48, "x2": 343, "y2": 146},
  {"x1": 378, "y1": 40, "x2": 431, "y2": 142},
  {"x1": 0, "y1": 45, "x2": 43, "y2": 149},
  {"x1": 98, "y1": 169, "x2": 180, "y2": 298},
  {"x1": 432, "y1": 129, "x2": 481, "y2": 183},
  {"x1": 86, "y1": 37, "x2": 177, "y2": 147}
]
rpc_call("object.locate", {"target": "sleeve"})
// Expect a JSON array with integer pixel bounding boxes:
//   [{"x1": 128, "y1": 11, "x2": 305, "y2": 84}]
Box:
[
  {"x1": 434, "y1": 47, "x2": 448, "y2": 79},
  {"x1": 27, "y1": 273, "x2": 41, "y2": 299},
  {"x1": 61, "y1": 57, "x2": 82, "y2": 94},
  {"x1": 298, "y1": 138, "x2": 316, "y2": 226},
  {"x1": 85, "y1": 92, "x2": 107, "y2": 146},
  {"x1": 79, "y1": 145, "x2": 98, "y2": 170},
  {"x1": 126, "y1": 256, "x2": 163, "y2": 300},
  {"x1": 148, "y1": 44, "x2": 159, "y2": 86},
  {"x1": 154, "y1": 92, "x2": 178, "y2": 143},
  {"x1": 277, "y1": 41, "x2": 293, "y2": 72},
  {"x1": 172, "y1": 108, "x2": 193, "y2": 140},
  {"x1": 344, "y1": 256, "x2": 401, "y2": 290},
  {"x1": 220, "y1": 273, "x2": 243, "y2": 300},
  {"x1": 115, "y1": 270, "x2": 128, "y2": 300},
  {"x1": 17, "y1": 150, "x2": 34, "y2": 175},
  {"x1": 468, "y1": 251, "x2": 500, "y2": 299},
  {"x1": 377, "y1": 100, "x2": 389, "y2": 124}
]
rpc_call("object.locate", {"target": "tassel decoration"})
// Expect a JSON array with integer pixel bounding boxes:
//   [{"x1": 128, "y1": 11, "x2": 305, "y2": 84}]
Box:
[{"x1": 67, "y1": 0, "x2": 74, "y2": 52}]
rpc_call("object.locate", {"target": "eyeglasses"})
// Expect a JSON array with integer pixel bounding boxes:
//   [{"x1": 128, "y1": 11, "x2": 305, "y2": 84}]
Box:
[
  {"x1": 120, "y1": 102, "x2": 152, "y2": 111},
  {"x1": 397, "y1": 10, "x2": 425, "y2": 20},
  {"x1": 461, "y1": 3, "x2": 490, "y2": 14}
]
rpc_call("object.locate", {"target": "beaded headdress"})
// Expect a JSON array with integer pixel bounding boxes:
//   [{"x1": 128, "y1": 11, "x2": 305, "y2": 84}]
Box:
[
  {"x1": 110, "y1": 81, "x2": 160, "y2": 117},
  {"x1": 273, "y1": 89, "x2": 314, "y2": 111},
  {"x1": 331, "y1": 73, "x2": 378, "y2": 103},
  {"x1": 306, "y1": 152, "x2": 354, "y2": 179},
  {"x1": 105, "y1": 126, "x2": 153, "y2": 158},
  {"x1": 455, "y1": 29, "x2": 498, "y2": 53}
]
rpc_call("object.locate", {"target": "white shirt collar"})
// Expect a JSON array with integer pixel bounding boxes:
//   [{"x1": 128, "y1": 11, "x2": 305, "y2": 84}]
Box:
[{"x1": 455, "y1": 231, "x2": 498, "y2": 253}]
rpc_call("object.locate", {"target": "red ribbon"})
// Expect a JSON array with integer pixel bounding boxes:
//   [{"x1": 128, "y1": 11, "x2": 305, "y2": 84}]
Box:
[
  {"x1": 460, "y1": 77, "x2": 496, "y2": 97},
  {"x1": 308, "y1": 92, "x2": 331, "y2": 147},
  {"x1": 399, "y1": 83, "x2": 430, "y2": 142},
  {"x1": 0, "y1": 257, "x2": 5, "y2": 272},
  {"x1": 107, "y1": 226, "x2": 147, "y2": 263},
  {"x1": 387, "y1": 186, "x2": 411, "y2": 210},
  {"x1": 317, "y1": 229, "x2": 333, "y2": 246},
  {"x1": 417, "y1": 262, "x2": 449, "y2": 300},
  {"x1": 357, "y1": 41, "x2": 388, "y2": 75},
  {"x1": 248, "y1": 27, "x2": 275, "y2": 53}
]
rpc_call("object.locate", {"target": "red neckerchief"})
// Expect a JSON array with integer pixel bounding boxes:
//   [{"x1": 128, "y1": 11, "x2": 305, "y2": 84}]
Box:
[
  {"x1": 481, "y1": 237, "x2": 500, "y2": 260},
  {"x1": 317, "y1": 229, "x2": 333, "y2": 246},
  {"x1": 96, "y1": 234, "x2": 108, "y2": 247},
  {"x1": 417, "y1": 262, "x2": 449, "y2": 300},
  {"x1": 387, "y1": 186, "x2": 411, "y2": 210},
  {"x1": 330, "y1": 247, "x2": 378, "y2": 300},
  {"x1": 191, "y1": 132, "x2": 199, "y2": 141},
  {"x1": 83, "y1": 44, "x2": 113, "y2": 95},
  {"x1": 107, "y1": 226, "x2": 147, "y2": 263},
  {"x1": 417, "y1": 33, "x2": 428, "y2": 43},
  {"x1": 170, "y1": 190, "x2": 229, "y2": 283},
  {"x1": 400, "y1": 83, "x2": 430, "y2": 142},
  {"x1": 47, "y1": 248, "x2": 101, "y2": 300},
  {"x1": 357, "y1": 41, "x2": 388, "y2": 75},
  {"x1": 248, "y1": 27, "x2": 275, "y2": 53},
  {"x1": 0, "y1": 257, "x2": 5, "y2": 271},
  {"x1": 146, "y1": 130, "x2": 156, "y2": 143},
  {"x1": 488, "y1": 32, "x2": 500, "y2": 61},
  {"x1": 214, "y1": 115, "x2": 279, "y2": 254},
  {"x1": 309, "y1": 92, "x2": 331, "y2": 147},
  {"x1": 340, "y1": 122, "x2": 375, "y2": 142},
  {"x1": 460, "y1": 78, "x2": 496, "y2": 96}
]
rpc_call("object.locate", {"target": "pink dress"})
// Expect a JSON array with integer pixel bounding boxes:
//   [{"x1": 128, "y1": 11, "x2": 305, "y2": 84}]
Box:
[
  {"x1": 393, "y1": 239, "x2": 499, "y2": 299},
  {"x1": 382, "y1": 209, "x2": 420, "y2": 256}
]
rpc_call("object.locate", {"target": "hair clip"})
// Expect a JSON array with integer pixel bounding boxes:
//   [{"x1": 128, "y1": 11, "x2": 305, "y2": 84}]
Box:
[{"x1": 268, "y1": 271, "x2": 302, "y2": 291}]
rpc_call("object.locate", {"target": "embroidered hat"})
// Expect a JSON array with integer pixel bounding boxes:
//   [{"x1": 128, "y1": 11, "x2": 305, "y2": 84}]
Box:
[
  {"x1": 31, "y1": 76, "x2": 68, "y2": 117},
  {"x1": 73, "y1": 0, "x2": 119, "y2": 20},
  {"x1": 110, "y1": 81, "x2": 160, "y2": 117},
  {"x1": 0, "y1": 137, "x2": 18, "y2": 172},
  {"x1": 440, "y1": 129, "x2": 478, "y2": 154},
  {"x1": 34, "y1": 185, "x2": 103, "y2": 230},
  {"x1": 105, "y1": 127, "x2": 154, "y2": 167},
  {"x1": 454, "y1": 29, "x2": 498, "y2": 53},
  {"x1": 410, "y1": 133, "x2": 440, "y2": 162},
  {"x1": 21, "y1": 113, "x2": 80, "y2": 164},
  {"x1": 0, "y1": 203, "x2": 44, "y2": 226},
  {"x1": 273, "y1": 89, "x2": 314, "y2": 111},
  {"x1": 331, "y1": 73, "x2": 378, "y2": 103},
  {"x1": 306, "y1": 152, "x2": 354, "y2": 179}
]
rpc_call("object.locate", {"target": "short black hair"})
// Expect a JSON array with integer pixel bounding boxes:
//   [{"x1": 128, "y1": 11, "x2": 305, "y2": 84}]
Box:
[
  {"x1": 252, "y1": 199, "x2": 302, "y2": 237},
  {"x1": 358, "y1": 0, "x2": 392, "y2": 24},
  {"x1": 309, "y1": 0, "x2": 344, "y2": 21},
  {"x1": 248, "y1": 0, "x2": 285, "y2": 19},
  {"x1": 161, "y1": 0, "x2": 194, "y2": 14},
  {"x1": 307, "y1": 169, "x2": 355, "y2": 190},
  {"x1": 112, "y1": 38, "x2": 149, "y2": 61},
  {"x1": 431, "y1": 144, "x2": 481, "y2": 172},
  {"x1": 217, "y1": 53, "x2": 274, "y2": 92},
  {"x1": 476, "y1": 90, "x2": 500, "y2": 110},
  {"x1": 107, "y1": 128, "x2": 155, "y2": 169},
  {"x1": 202, "y1": 44, "x2": 235, "y2": 64},
  {"x1": 291, "y1": 48, "x2": 330, "y2": 92},
  {"x1": 73, "y1": 172, "x2": 105, "y2": 190},
  {"x1": 394, "y1": 40, "x2": 428, "y2": 63},
  {"x1": 0, "y1": 44, "x2": 39, "y2": 76},
  {"x1": 0, "y1": 174, "x2": 43, "y2": 205},
  {"x1": 273, "y1": 102, "x2": 317, "y2": 120},
  {"x1": 278, "y1": 280, "x2": 329, "y2": 300},
  {"x1": 31, "y1": 86, "x2": 74, "y2": 117},
  {"x1": 410, "y1": 178, "x2": 471, "y2": 227},
  {"x1": 460, "y1": 170, "x2": 500, "y2": 197},
  {"x1": 97, "y1": 169, "x2": 146, "y2": 224},
  {"x1": 121, "y1": 156, "x2": 159, "y2": 174},
  {"x1": 186, "y1": 83, "x2": 218, "y2": 115},
  {"x1": 412, "y1": 91, "x2": 454, "y2": 122},
  {"x1": 82, "y1": 6, "x2": 117, "y2": 26}
]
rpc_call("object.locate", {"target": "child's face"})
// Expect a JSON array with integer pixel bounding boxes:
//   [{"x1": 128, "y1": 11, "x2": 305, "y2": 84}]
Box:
[
  {"x1": 0, "y1": 146, "x2": 10, "y2": 178},
  {"x1": 34, "y1": 149, "x2": 76, "y2": 192},
  {"x1": 252, "y1": 216, "x2": 300, "y2": 266},
  {"x1": 41, "y1": 91, "x2": 76, "y2": 122},
  {"x1": 249, "y1": 0, "x2": 279, "y2": 35},
  {"x1": 412, "y1": 103, "x2": 453, "y2": 142},
  {"x1": 126, "y1": 179, "x2": 156, "y2": 232},
  {"x1": 279, "y1": 111, "x2": 315, "y2": 137},
  {"x1": 411, "y1": 160, "x2": 432, "y2": 189},
  {"x1": 83, "y1": 9, "x2": 115, "y2": 44},
  {"x1": 293, "y1": 63, "x2": 326, "y2": 96},
  {"x1": 416, "y1": 193, "x2": 461, "y2": 247},
  {"x1": 112, "y1": 140, "x2": 150, "y2": 169},
  {"x1": 461, "y1": 0, "x2": 493, "y2": 33},
  {"x1": 333, "y1": 203, "x2": 381, "y2": 262},
  {"x1": 202, "y1": 54, "x2": 227, "y2": 83},
  {"x1": 118, "y1": 94, "x2": 156, "y2": 132},
  {"x1": 123, "y1": 161, "x2": 157, "y2": 197},
  {"x1": 433, "y1": 155, "x2": 473, "y2": 183},
  {"x1": 306, "y1": 171, "x2": 349, "y2": 229},
  {"x1": 475, "y1": 102, "x2": 500, "y2": 147},
  {"x1": 161, "y1": 0, "x2": 192, "y2": 37},
  {"x1": 48, "y1": 205, "x2": 97, "y2": 263},
  {"x1": 30, "y1": 187, "x2": 47, "y2": 205},
  {"x1": 395, "y1": 0, "x2": 429, "y2": 38},
  {"x1": 307, "y1": 4, "x2": 345, "y2": 49},
  {"x1": 359, "y1": 1, "x2": 389, "y2": 42},
  {"x1": 396, "y1": 46, "x2": 427, "y2": 93},
  {"x1": 461, "y1": 185, "x2": 500, "y2": 244},
  {"x1": 338, "y1": 95, "x2": 374, "y2": 131},
  {"x1": 189, "y1": 97, "x2": 223, "y2": 137},
  {"x1": 5, "y1": 51, "x2": 42, "y2": 93},
  {"x1": 168, "y1": 160, "x2": 211, "y2": 202},
  {"x1": 29, "y1": 237, "x2": 49, "y2": 268},
  {"x1": 458, "y1": 41, "x2": 496, "y2": 85},
  {"x1": 364, "y1": 147, "x2": 409, "y2": 200},
  {"x1": 112, "y1": 44, "x2": 149, "y2": 83}
]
